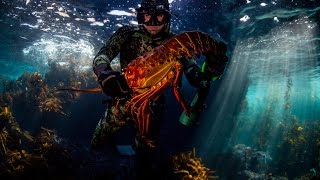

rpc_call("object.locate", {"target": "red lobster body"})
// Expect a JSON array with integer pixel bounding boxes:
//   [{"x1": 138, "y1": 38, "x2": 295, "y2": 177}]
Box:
[{"x1": 123, "y1": 31, "x2": 227, "y2": 141}]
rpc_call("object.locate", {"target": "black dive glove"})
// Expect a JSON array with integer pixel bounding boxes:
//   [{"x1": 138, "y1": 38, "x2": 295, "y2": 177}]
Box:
[
  {"x1": 184, "y1": 64, "x2": 209, "y2": 88},
  {"x1": 95, "y1": 64, "x2": 131, "y2": 98},
  {"x1": 203, "y1": 53, "x2": 228, "y2": 79},
  {"x1": 184, "y1": 54, "x2": 228, "y2": 87}
]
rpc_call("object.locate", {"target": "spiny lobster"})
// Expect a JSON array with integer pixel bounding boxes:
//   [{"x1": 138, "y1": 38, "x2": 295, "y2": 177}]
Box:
[{"x1": 123, "y1": 31, "x2": 227, "y2": 139}]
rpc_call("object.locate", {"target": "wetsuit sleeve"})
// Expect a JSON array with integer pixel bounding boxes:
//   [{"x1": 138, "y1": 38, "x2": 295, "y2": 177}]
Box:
[
  {"x1": 203, "y1": 41, "x2": 228, "y2": 79},
  {"x1": 180, "y1": 41, "x2": 228, "y2": 87},
  {"x1": 92, "y1": 26, "x2": 132, "y2": 76}
]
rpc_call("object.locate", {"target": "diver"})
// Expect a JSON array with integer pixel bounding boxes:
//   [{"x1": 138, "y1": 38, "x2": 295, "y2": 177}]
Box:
[{"x1": 91, "y1": 0, "x2": 228, "y2": 178}]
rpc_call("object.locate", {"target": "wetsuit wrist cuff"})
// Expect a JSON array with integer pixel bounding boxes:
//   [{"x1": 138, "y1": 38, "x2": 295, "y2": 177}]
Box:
[{"x1": 94, "y1": 64, "x2": 112, "y2": 77}]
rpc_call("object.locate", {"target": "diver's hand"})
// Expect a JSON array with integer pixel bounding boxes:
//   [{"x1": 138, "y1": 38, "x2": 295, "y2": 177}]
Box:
[
  {"x1": 185, "y1": 64, "x2": 211, "y2": 87},
  {"x1": 203, "y1": 53, "x2": 228, "y2": 79},
  {"x1": 97, "y1": 68, "x2": 131, "y2": 98}
]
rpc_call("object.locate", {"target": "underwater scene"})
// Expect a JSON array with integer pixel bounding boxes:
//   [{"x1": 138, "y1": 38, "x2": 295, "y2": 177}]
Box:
[{"x1": 0, "y1": 0, "x2": 320, "y2": 179}]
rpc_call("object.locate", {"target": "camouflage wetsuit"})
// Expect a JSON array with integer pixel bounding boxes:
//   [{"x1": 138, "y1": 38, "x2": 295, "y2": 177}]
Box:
[
  {"x1": 91, "y1": 23, "x2": 228, "y2": 179},
  {"x1": 92, "y1": 25, "x2": 178, "y2": 149},
  {"x1": 91, "y1": 24, "x2": 228, "y2": 150}
]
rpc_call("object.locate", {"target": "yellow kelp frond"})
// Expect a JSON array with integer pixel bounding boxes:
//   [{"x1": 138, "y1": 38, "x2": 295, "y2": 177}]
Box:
[{"x1": 169, "y1": 148, "x2": 218, "y2": 180}]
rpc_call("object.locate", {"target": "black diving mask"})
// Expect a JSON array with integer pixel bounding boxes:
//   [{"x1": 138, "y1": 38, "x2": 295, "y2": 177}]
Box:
[{"x1": 137, "y1": 5, "x2": 171, "y2": 26}]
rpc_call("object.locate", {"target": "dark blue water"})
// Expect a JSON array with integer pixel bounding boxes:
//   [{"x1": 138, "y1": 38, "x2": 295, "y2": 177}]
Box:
[{"x1": 0, "y1": 0, "x2": 320, "y2": 179}]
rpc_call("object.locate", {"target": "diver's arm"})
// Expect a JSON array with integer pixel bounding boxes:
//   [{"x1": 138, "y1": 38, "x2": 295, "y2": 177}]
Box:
[
  {"x1": 181, "y1": 41, "x2": 228, "y2": 87},
  {"x1": 203, "y1": 41, "x2": 228, "y2": 79},
  {"x1": 180, "y1": 57, "x2": 203, "y2": 87},
  {"x1": 92, "y1": 26, "x2": 133, "y2": 97},
  {"x1": 93, "y1": 25, "x2": 132, "y2": 76}
]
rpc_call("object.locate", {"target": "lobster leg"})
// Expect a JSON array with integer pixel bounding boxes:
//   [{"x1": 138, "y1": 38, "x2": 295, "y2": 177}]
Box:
[
  {"x1": 126, "y1": 89, "x2": 153, "y2": 134},
  {"x1": 173, "y1": 63, "x2": 191, "y2": 116},
  {"x1": 138, "y1": 80, "x2": 170, "y2": 136}
]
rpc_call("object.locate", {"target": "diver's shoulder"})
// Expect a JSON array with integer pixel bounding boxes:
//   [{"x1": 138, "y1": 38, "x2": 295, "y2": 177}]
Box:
[
  {"x1": 115, "y1": 25, "x2": 140, "y2": 33},
  {"x1": 168, "y1": 31, "x2": 176, "y2": 38}
]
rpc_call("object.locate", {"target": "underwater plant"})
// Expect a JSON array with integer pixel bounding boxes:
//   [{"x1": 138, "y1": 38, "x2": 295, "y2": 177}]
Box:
[
  {"x1": 272, "y1": 115, "x2": 320, "y2": 178},
  {"x1": 34, "y1": 127, "x2": 57, "y2": 153},
  {"x1": 255, "y1": 113, "x2": 274, "y2": 151},
  {"x1": 169, "y1": 148, "x2": 217, "y2": 180},
  {"x1": 0, "y1": 102, "x2": 73, "y2": 178},
  {"x1": 0, "y1": 71, "x2": 69, "y2": 117},
  {"x1": 0, "y1": 106, "x2": 12, "y2": 119},
  {"x1": 38, "y1": 97, "x2": 65, "y2": 115},
  {"x1": 0, "y1": 105, "x2": 42, "y2": 177},
  {"x1": 4, "y1": 149, "x2": 34, "y2": 173}
]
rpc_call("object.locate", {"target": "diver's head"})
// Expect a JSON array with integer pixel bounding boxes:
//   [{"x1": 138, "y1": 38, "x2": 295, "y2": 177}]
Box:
[{"x1": 137, "y1": 0, "x2": 171, "y2": 35}]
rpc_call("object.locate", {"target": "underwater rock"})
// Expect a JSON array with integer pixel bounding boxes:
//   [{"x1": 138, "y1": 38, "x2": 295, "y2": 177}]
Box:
[
  {"x1": 240, "y1": 170, "x2": 288, "y2": 180},
  {"x1": 232, "y1": 144, "x2": 272, "y2": 174}
]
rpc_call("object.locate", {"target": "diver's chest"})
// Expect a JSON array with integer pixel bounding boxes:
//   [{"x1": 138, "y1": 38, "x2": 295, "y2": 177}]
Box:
[{"x1": 124, "y1": 34, "x2": 164, "y2": 56}]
